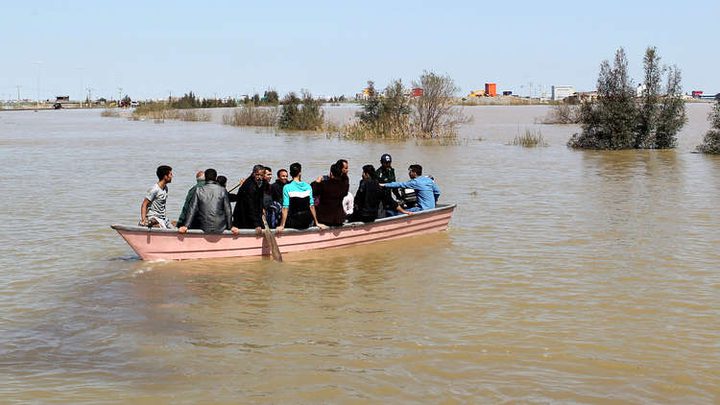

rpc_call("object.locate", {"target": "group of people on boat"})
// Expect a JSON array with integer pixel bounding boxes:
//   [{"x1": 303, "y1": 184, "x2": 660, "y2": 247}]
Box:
[{"x1": 139, "y1": 154, "x2": 441, "y2": 235}]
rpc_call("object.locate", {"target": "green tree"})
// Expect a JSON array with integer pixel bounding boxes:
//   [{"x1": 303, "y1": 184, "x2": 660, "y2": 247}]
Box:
[
  {"x1": 636, "y1": 47, "x2": 662, "y2": 148},
  {"x1": 697, "y1": 98, "x2": 720, "y2": 154},
  {"x1": 354, "y1": 80, "x2": 411, "y2": 138},
  {"x1": 278, "y1": 91, "x2": 324, "y2": 130},
  {"x1": 570, "y1": 48, "x2": 637, "y2": 149},
  {"x1": 358, "y1": 81, "x2": 381, "y2": 125},
  {"x1": 263, "y1": 89, "x2": 279, "y2": 105},
  {"x1": 655, "y1": 65, "x2": 686, "y2": 149},
  {"x1": 569, "y1": 47, "x2": 686, "y2": 149}
]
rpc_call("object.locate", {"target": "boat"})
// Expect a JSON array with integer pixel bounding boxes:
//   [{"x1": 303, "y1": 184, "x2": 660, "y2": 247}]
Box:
[{"x1": 111, "y1": 204, "x2": 456, "y2": 260}]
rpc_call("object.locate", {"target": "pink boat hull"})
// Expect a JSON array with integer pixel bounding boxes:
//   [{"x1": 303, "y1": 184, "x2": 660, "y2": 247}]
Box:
[{"x1": 111, "y1": 204, "x2": 455, "y2": 260}]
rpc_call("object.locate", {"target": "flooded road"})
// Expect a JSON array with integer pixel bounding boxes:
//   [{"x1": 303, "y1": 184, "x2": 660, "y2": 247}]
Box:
[{"x1": 1, "y1": 104, "x2": 719, "y2": 403}]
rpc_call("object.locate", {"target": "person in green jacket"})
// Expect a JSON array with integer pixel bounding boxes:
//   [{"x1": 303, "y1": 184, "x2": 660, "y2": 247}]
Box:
[{"x1": 177, "y1": 170, "x2": 205, "y2": 227}]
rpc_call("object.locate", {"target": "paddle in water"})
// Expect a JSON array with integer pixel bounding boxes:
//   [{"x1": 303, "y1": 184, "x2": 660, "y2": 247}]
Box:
[{"x1": 262, "y1": 214, "x2": 283, "y2": 262}]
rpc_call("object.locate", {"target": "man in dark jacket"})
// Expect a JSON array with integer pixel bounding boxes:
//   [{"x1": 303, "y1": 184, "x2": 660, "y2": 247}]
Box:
[
  {"x1": 179, "y1": 168, "x2": 238, "y2": 235},
  {"x1": 352, "y1": 164, "x2": 411, "y2": 222},
  {"x1": 312, "y1": 163, "x2": 349, "y2": 227},
  {"x1": 232, "y1": 164, "x2": 266, "y2": 234},
  {"x1": 270, "y1": 168, "x2": 288, "y2": 204},
  {"x1": 376, "y1": 153, "x2": 401, "y2": 215}
]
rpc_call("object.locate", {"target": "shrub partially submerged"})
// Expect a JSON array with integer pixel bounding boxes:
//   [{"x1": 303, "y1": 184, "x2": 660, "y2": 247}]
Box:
[
  {"x1": 223, "y1": 106, "x2": 277, "y2": 127},
  {"x1": 510, "y1": 128, "x2": 548, "y2": 147},
  {"x1": 568, "y1": 47, "x2": 686, "y2": 150},
  {"x1": 696, "y1": 99, "x2": 720, "y2": 154},
  {"x1": 132, "y1": 103, "x2": 209, "y2": 122},
  {"x1": 100, "y1": 109, "x2": 120, "y2": 117},
  {"x1": 542, "y1": 103, "x2": 579, "y2": 124},
  {"x1": 338, "y1": 72, "x2": 468, "y2": 141},
  {"x1": 278, "y1": 91, "x2": 324, "y2": 131}
]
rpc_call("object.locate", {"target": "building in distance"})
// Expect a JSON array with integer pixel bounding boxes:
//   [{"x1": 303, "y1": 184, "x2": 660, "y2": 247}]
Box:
[{"x1": 552, "y1": 85, "x2": 575, "y2": 101}]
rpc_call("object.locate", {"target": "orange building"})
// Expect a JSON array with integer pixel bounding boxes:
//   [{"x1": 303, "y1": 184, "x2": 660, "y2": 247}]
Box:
[{"x1": 484, "y1": 83, "x2": 497, "y2": 97}]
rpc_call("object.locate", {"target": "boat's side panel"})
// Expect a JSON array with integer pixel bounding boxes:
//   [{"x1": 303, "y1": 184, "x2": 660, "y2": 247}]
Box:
[{"x1": 115, "y1": 205, "x2": 454, "y2": 260}]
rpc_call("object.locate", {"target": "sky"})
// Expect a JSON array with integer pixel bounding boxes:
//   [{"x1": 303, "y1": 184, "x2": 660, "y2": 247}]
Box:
[{"x1": 1, "y1": 0, "x2": 718, "y2": 101}]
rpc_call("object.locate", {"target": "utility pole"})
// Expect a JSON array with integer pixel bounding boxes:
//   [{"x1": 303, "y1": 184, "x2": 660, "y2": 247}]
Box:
[{"x1": 16, "y1": 85, "x2": 21, "y2": 101}]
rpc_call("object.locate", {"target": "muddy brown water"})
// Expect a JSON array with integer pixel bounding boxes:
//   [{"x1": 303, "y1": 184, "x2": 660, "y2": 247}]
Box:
[{"x1": 1, "y1": 104, "x2": 718, "y2": 403}]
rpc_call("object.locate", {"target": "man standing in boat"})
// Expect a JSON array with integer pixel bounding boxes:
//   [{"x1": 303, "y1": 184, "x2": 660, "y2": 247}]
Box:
[
  {"x1": 140, "y1": 165, "x2": 173, "y2": 228},
  {"x1": 232, "y1": 164, "x2": 266, "y2": 235},
  {"x1": 380, "y1": 164, "x2": 440, "y2": 212},
  {"x1": 277, "y1": 162, "x2": 325, "y2": 232},
  {"x1": 178, "y1": 168, "x2": 238, "y2": 235}
]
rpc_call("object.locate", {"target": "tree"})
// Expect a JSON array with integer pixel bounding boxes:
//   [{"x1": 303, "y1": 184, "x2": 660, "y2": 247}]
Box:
[
  {"x1": 263, "y1": 89, "x2": 279, "y2": 105},
  {"x1": 655, "y1": 65, "x2": 686, "y2": 149},
  {"x1": 570, "y1": 48, "x2": 637, "y2": 149},
  {"x1": 569, "y1": 47, "x2": 685, "y2": 150},
  {"x1": 355, "y1": 80, "x2": 411, "y2": 138},
  {"x1": 358, "y1": 81, "x2": 381, "y2": 125},
  {"x1": 697, "y1": 98, "x2": 720, "y2": 154},
  {"x1": 411, "y1": 71, "x2": 467, "y2": 138},
  {"x1": 636, "y1": 47, "x2": 662, "y2": 148},
  {"x1": 278, "y1": 91, "x2": 324, "y2": 130}
]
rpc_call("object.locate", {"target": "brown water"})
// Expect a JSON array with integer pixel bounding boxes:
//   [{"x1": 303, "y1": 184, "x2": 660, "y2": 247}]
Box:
[{"x1": 1, "y1": 105, "x2": 719, "y2": 403}]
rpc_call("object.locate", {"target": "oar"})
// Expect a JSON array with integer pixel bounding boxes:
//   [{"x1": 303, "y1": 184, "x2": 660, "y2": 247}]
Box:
[
  {"x1": 262, "y1": 215, "x2": 283, "y2": 262},
  {"x1": 227, "y1": 180, "x2": 243, "y2": 193}
]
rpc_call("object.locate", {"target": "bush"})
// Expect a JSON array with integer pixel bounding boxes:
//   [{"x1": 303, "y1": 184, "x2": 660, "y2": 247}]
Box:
[
  {"x1": 697, "y1": 99, "x2": 720, "y2": 154},
  {"x1": 341, "y1": 80, "x2": 412, "y2": 140},
  {"x1": 132, "y1": 102, "x2": 171, "y2": 120},
  {"x1": 278, "y1": 91, "x2": 324, "y2": 130},
  {"x1": 131, "y1": 102, "x2": 209, "y2": 122},
  {"x1": 100, "y1": 109, "x2": 120, "y2": 117},
  {"x1": 222, "y1": 106, "x2": 277, "y2": 127},
  {"x1": 542, "y1": 103, "x2": 579, "y2": 124},
  {"x1": 176, "y1": 110, "x2": 211, "y2": 122}
]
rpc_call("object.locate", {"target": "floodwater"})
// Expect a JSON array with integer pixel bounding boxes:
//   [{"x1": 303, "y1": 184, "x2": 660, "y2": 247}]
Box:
[{"x1": 1, "y1": 104, "x2": 719, "y2": 403}]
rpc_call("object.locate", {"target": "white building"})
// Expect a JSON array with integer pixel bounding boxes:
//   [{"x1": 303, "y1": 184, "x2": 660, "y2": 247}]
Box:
[{"x1": 551, "y1": 85, "x2": 575, "y2": 101}]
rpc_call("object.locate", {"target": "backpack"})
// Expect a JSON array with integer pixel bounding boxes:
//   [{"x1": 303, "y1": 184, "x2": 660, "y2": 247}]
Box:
[{"x1": 266, "y1": 201, "x2": 283, "y2": 228}]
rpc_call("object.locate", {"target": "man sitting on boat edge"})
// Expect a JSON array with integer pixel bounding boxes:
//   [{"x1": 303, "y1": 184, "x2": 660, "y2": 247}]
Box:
[
  {"x1": 277, "y1": 162, "x2": 326, "y2": 233},
  {"x1": 140, "y1": 165, "x2": 173, "y2": 228},
  {"x1": 380, "y1": 164, "x2": 440, "y2": 212},
  {"x1": 179, "y1": 168, "x2": 239, "y2": 235}
]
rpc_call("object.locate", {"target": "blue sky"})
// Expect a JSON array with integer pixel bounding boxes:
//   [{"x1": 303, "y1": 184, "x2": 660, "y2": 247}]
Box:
[{"x1": 1, "y1": 1, "x2": 718, "y2": 101}]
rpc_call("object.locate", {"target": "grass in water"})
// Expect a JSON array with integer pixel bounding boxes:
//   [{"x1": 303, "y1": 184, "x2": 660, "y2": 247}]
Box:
[
  {"x1": 100, "y1": 109, "x2": 120, "y2": 117},
  {"x1": 131, "y1": 103, "x2": 210, "y2": 122},
  {"x1": 222, "y1": 106, "x2": 277, "y2": 127},
  {"x1": 510, "y1": 128, "x2": 548, "y2": 147}
]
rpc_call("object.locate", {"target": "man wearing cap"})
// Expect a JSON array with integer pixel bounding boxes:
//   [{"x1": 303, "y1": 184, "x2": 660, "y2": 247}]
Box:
[{"x1": 376, "y1": 154, "x2": 402, "y2": 215}]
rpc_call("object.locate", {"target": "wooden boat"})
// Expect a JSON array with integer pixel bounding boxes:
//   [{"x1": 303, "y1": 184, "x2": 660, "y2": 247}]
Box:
[{"x1": 111, "y1": 204, "x2": 455, "y2": 260}]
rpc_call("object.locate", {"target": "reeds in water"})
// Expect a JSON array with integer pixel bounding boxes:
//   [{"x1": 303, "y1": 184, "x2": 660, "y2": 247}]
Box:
[
  {"x1": 222, "y1": 106, "x2": 277, "y2": 127},
  {"x1": 510, "y1": 128, "x2": 548, "y2": 147},
  {"x1": 100, "y1": 109, "x2": 121, "y2": 117}
]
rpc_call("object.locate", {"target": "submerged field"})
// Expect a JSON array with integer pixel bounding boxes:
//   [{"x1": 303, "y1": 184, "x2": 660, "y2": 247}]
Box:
[{"x1": 1, "y1": 104, "x2": 718, "y2": 403}]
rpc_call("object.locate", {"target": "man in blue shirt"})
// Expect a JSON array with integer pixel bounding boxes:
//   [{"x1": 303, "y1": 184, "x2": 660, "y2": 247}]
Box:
[{"x1": 380, "y1": 164, "x2": 440, "y2": 212}]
